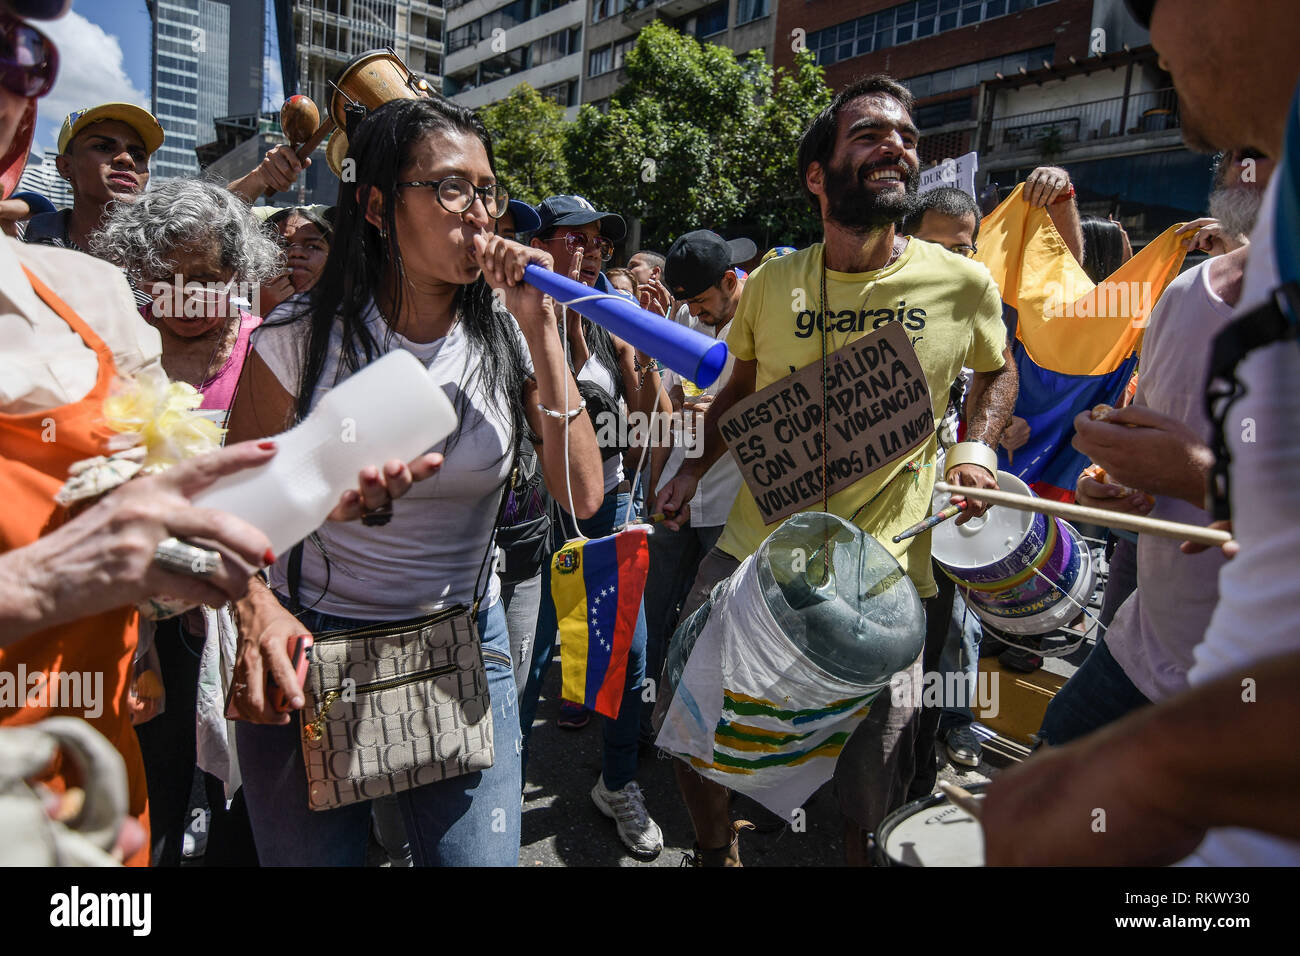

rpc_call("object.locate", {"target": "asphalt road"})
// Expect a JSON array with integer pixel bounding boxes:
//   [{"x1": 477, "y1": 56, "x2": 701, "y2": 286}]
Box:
[{"x1": 518, "y1": 652, "x2": 997, "y2": 867}]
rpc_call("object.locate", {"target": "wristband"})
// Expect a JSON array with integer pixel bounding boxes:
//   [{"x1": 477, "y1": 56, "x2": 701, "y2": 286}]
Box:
[
  {"x1": 1051, "y1": 184, "x2": 1075, "y2": 204},
  {"x1": 537, "y1": 398, "x2": 587, "y2": 421},
  {"x1": 945, "y1": 440, "x2": 998, "y2": 478}
]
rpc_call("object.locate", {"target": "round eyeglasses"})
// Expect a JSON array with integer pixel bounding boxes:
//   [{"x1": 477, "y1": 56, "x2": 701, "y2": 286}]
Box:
[
  {"x1": 545, "y1": 230, "x2": 615, "y2": 262},
  {"x1": 396, "y1": 177, "x2": 509, "y2": 219}
]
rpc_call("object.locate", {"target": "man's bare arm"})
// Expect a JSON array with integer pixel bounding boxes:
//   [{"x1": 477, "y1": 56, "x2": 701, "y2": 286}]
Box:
[
  {"x1": 983, "y1": 649, "x2": 1300, "y2": 865},
  {"x1": 963, "y1": 346, "x2": 1018, "y2": 446},
  {"x1": 1024, "y1": 166, "x2": 1084, "y2": 265}
]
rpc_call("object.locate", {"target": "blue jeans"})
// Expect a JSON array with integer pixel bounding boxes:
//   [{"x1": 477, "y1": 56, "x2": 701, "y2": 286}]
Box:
[
  {"x1": 1037, "y1": 636, "x2": 1151, "y2": 747},
  {"x1": 237, "y1": 599, "x2": 522, "y2": 866},
  {"x1": 641, "y1": 521, "x2": 723, "y2": 740},
  {"x1": 520, "y1": 489, "x2": 647, "y2": 791},
  {"x1": 938, "y1": 590, "x2": 984, "y2": 734}
]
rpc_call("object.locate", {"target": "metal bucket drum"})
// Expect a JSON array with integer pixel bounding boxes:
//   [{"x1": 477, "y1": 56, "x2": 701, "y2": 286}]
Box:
[
  {"x1": 872, "y1": 782, "x2": 988, "y2": 866},
  {"x1": 931, "y1": 472, "x2": 1094, "y2": 636},
  {"x1": 325, "y1": 127, "x2": 349, "y2": 178},
  {"x1": 329, "y1": 49, "x2": 432, "y2": 130}
]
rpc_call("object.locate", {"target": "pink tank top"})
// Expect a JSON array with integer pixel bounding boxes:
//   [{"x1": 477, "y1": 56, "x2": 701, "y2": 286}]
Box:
[{"x1": 199, "y1": 310, "x2": 262, "y2": 415}]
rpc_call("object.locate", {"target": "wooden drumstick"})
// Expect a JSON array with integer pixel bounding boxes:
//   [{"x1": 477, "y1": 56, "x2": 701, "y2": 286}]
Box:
[
  {"x1": 933, "y1": 481, "x2": 1234, "y2": 547},
  {"x1": 938, "y1": 781, "x2": 983, "y2": 818}
]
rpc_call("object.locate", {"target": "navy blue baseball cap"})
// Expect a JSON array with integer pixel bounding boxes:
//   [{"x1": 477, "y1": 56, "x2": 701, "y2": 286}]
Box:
[
  {"x1": 507, "y1": 199, "x2": 541, "y2": 234},
  {"x1": 11, "y1": 190, "x2": 54, "y2": 216},
  {"x1": 535, "y1": 194, "x2": 626, "y2": 242}
]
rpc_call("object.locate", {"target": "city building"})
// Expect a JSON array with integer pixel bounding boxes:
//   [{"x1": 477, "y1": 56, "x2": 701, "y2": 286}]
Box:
[
  {"x1": 292, "y1": 0, "x2": 444, "y2": 116},
  {"x1": 973, "y1": 45, "x2": 1213, "y2": 243},
  {"x1": 583, "y1": 0, "x2": 776, "y2": 111},
  {"x1": 443, "y1": 0, "x2": 585, "y2": 118},
  {"x1": 148, "y1": 0, "x2": 277, "y2": 179},
  {"x1": 16, "y1": 149, "x2": 74, "y2": 208},
  {"x1": 443, "y1": 0, "x2": 775, "y2": 118}
]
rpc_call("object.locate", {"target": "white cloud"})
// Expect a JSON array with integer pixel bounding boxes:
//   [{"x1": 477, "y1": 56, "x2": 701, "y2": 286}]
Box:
[{"x1": 36, "y1": 11, "x2": 148, "y2": 151}]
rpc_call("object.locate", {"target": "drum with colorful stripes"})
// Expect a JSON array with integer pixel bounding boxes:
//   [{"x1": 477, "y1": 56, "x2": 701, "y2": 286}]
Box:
[{"x1": 931, "y1": 472, "x2": 1094, "y2": 635}]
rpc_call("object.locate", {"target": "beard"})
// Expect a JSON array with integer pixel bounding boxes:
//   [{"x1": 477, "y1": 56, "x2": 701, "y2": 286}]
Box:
[
  {"x1": 1208, "y1": 183, "x2": 1264, "y2": 239},
  {"x1": 823, "y1": 156, "x2": 920, "y2": 231}
]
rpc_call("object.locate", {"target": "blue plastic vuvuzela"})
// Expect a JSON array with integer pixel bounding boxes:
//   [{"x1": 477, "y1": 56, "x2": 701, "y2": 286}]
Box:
[{"x1": 522, "y1": 264, "x2": 729, "y2": 387}]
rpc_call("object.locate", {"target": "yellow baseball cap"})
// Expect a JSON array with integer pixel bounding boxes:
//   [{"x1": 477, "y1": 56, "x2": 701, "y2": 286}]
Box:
[{"x1": 58, "y1": 103, "x2": 165, "y2": 155}]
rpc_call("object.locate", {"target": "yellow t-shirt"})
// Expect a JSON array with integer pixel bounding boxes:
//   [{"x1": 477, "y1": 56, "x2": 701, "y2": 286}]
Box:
[{"x1": 715, "y1": 238, "x2": 1007, "y2": 597}]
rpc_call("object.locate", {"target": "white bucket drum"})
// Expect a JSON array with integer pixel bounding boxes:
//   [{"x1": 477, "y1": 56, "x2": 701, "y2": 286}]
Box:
[
  {"x1": 931, "y1": 472, "x2": 1094, "y2": 636},
  {"x1": 872, "y1": 783, "x2": 987, "y2": 866}
]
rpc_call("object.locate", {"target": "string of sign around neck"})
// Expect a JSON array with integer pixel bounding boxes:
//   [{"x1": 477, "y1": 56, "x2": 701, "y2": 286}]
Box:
[{"x1": 813, "y1": 235, "x2": 904, "y2": 581}]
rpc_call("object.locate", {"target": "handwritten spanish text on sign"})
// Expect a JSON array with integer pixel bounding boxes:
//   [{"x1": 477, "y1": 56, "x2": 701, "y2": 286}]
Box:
[{"x1": 719, "y1": 322, "x2": 934, "y2": 525}]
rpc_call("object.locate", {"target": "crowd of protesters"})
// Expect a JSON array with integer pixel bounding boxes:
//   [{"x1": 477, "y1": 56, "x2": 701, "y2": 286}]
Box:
[{"x1": 1, "y1": 0, "x2": 1297, "y2": 869}]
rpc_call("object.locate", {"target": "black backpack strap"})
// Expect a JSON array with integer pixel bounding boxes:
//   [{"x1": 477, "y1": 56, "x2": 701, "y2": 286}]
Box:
[{"x1": 1204, "y1": 281, "x2": 1300, "y2": 520}]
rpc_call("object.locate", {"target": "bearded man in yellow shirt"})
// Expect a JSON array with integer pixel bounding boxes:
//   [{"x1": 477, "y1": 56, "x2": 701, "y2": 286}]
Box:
[{"x1": 656, "y1": 74, "x2": 1018, "y2": 865}]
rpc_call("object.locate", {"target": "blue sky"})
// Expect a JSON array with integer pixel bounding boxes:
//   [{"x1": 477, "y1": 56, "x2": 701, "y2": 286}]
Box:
[{"x1": 31, "y1": 1, "x2": 284, "y2": 156}]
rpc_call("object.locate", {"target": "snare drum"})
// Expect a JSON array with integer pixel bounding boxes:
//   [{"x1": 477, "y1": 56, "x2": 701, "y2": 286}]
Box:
[{"x1": 872, "y1": 783, "x2": 987, "y2": 866}]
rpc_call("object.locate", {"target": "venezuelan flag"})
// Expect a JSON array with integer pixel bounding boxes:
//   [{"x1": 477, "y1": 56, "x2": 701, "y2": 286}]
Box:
[
  {"x1": 975, "y1": 184, "x2": 1188, "y2": 499},
  {"x1": 550, "y1": 528, "x2": 649, "y2": 720}
]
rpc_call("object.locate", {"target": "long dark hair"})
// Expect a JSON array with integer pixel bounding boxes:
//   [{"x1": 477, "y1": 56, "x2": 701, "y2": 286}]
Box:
[
  {"x1": 1080, "y1": 216, "x2": 1130, "y2": 284},
  {"x1": 295, "y1": 96, "x2": 527, "y2": 454}
]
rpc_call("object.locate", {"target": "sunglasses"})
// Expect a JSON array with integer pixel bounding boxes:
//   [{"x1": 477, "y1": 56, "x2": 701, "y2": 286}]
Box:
[
  {"x1": 0, "y1": 13, "x2": 58, "y2": 99},
  {"x1": 545, "y1": 230, "x2": 615, "y2": 262}
]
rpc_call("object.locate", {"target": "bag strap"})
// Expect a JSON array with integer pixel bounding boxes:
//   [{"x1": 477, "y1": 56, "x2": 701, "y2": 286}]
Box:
[{"x1": 471, "y1": 445, "x2": 520, "y2": 617}]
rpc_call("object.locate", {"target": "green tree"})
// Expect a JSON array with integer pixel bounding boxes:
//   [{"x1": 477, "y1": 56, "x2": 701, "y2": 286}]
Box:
[
  {"x1": 478, "y1": 83, "x2": 571, "y2": 207},
  {"x1": 564, "y1": 22, "x2": 832, "y2": 252}
]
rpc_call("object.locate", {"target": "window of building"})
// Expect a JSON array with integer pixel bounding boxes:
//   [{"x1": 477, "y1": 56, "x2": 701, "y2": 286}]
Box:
[
  {"x1": 612, "y1": 35, "x2": 636, "y2": 70},
  {"x1": 589, "y1": 44, "x2": 612, "y2": 76},
  {"x1": 737, "y1": 0, "x2": 769, "y2": 24},
  {"x1": 808, "y1": 0, "x2": 1056, "y2": 68},
  {"x1": 592, "y1": 0, "x2": 624, "y2": 22},
  {"x1": 695, "y1": 1, "x2": 728, "y2": 38},
  {"x1": 904, "y1": 45, "x2": 1054, "y2": 98},
  {"x1": 480, "y1": 47, "x2": 528, "y2": 85},
  {"x1": 913, "y1": 97, "x2": 973, "y2": 127},
  {"x1": 541, "y1": 78, "x2": 578, "y2": 107}
]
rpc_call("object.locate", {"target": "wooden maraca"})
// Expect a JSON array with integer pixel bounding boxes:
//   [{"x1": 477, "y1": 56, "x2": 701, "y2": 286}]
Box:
[{"x1": 263, "y1": 94, "x2": 335, "y2": 197}]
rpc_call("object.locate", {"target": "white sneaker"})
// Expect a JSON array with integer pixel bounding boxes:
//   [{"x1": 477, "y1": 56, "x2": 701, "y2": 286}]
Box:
[{"x1": 592, "y1": 777, "x2": 663, "y2": 859}]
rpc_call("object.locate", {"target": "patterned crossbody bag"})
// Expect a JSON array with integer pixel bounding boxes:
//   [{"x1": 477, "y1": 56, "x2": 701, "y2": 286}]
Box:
[{"x1": 290, "y1": 456, "x2": 517, "y2": 811}]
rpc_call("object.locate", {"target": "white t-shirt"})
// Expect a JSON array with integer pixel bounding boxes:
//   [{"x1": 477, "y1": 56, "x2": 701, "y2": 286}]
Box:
[
  {"x1": 655, "y1": 307, "x2": 744, "y2": 527},
  {"x1": 254, "y1": 302, "x2": 529, "y2": 620},
  {"x1": 1178, "y1": 172, "x2": 1300, "y2": 866},
  {"x1": 1105, "y1": 261, "x2": 1232, "y2": 702},
  {"x1": 577, "y1": 344, "x2": 624, "y2": 495}
]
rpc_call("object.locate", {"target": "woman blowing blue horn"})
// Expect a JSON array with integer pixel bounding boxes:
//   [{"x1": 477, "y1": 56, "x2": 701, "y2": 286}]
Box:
[{"x1": 224, "y1": 95, "x2": 604, "y2": 866}]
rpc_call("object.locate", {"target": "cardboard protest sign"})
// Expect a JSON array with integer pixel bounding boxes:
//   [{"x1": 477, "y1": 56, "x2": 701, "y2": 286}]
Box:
[{"x1": 719, "y1": 322, "x2": 934, "y2": 525}]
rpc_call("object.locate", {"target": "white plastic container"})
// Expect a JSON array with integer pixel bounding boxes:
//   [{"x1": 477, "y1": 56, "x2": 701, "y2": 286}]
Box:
[{"x1": 194, "y1": 349, "x2": 458, "y2": 555}]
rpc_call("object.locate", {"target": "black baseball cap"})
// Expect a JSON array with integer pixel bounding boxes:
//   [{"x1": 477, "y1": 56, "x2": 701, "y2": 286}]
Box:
[
  {"x1": 663, "y1": 230, "x2": 757, "y2": 299},
  {"x1": 535, "y1": 194, "x2": 626, "y2": 242},
  {"x1": 1124, "y1": 0, "x2": 1155, "y2": 28}
]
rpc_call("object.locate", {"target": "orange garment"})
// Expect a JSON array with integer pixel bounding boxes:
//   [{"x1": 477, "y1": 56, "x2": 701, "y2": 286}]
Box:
[{"x1": 0, "y1": 267, "x2": 149, "y2": 866}]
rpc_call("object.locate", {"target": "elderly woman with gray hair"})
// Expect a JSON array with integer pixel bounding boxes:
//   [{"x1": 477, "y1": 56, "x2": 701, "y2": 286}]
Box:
[
  {"x1": 92, "y1": 179, "x2": 283, "y2": 428},
  {"x1": 90, "y1": 179, "x2": 284, "y2": 866}
]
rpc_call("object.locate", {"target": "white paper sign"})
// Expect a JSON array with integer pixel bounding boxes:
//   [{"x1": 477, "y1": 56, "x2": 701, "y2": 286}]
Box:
[{"x1": 918, "y1": 150, "x2": 979, "y2": 201}]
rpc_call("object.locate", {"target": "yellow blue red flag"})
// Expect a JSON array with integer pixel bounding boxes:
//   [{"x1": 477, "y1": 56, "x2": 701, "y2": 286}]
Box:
[
  {"x1": 551, "y1": 528, "x2": 649, "y2": 719},
  {"x1": 975, "y1": 184, "x2": 1188, "y2": 498}
]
